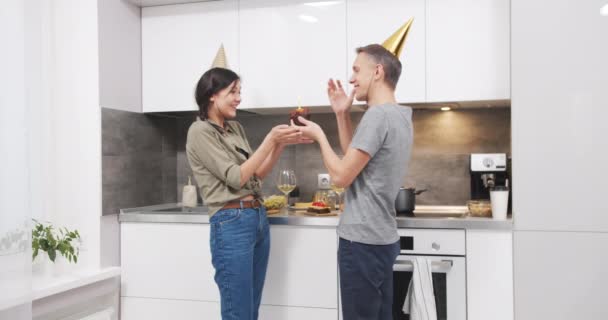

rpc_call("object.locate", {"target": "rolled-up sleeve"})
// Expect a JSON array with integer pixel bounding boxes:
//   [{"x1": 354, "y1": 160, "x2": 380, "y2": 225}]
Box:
[{"x1": 187, "y1": 129, "x2": 242, "y2": 190}]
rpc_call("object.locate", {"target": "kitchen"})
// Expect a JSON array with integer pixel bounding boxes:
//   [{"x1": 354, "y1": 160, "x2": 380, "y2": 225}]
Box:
[{"x1": 1, "y1": 0, "x2": 607, "y2": 320}]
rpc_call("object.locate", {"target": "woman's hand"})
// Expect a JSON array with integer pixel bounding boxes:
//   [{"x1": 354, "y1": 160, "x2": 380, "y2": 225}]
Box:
[
  {"x1": 291, "y1": 116, "x2": 324, "y2": 142},
  {"x1": 327, "y1": 78, "x2": 355, "y2": 115},
  {"x1": 268, "y1": 124, "x2": 312, "y2": 146}
]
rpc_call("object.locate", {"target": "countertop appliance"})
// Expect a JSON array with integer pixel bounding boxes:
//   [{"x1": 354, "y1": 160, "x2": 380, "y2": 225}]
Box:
[
  {"x1": 470, "y1": 153, "x2": 508, "y2": 200},
  {"x1": 470, "y1": 153, "x2": 512, "y2": 214},
  {"x1": 392, "y1": 229, "x2": 466, "y2": 320}
]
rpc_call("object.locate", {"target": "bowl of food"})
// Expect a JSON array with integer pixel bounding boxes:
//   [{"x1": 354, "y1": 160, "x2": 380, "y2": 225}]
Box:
[
  {"x1": 263, "y1": 195, "x2": 287, "y2": 215},
  {"x1": 467, "y1": 200, "x2": 492, "y2": 217}
]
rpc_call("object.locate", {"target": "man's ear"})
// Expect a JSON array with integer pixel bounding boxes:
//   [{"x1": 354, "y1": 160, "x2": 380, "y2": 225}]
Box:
[{"x1": 375, "y1": 64, "x2": 385, "y2": 80}]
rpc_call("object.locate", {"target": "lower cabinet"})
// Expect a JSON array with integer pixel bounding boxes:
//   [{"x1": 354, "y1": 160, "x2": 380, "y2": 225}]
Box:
[
  {"x1": 120, "y1": 223, "x2": 338, "y2": 319},
  {"x1": 262, "y1": 225, "x2": 339, "y2": 309},
  {"x1": 120, "y1": 222, "x2": 218, "y2": 301},
  {"x1": 260, "y1": 304, "x2": 338, "y2": 320},
  {"x1": 120, "y1": 221, "x2": 513, "y2": 320},
  {"x1": 466, "y1": 230, "x2": 514, "y2": 320},
  {"x1": 121, "y1": 297, "x2": 220, "y2": 320},
  {"x1": 121, "y1": 297, "x2": 336, "y2": 320}
]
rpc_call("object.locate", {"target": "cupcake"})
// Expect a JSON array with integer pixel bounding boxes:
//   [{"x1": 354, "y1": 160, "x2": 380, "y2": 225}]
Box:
[{"x1": 289, "y1": 106, "x2": 311, "y2": 126}]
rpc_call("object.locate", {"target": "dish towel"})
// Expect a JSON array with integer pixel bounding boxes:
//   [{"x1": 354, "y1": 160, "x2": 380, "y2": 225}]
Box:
[{"x1": 402, "y1": 257, "x2": 438, "y2": 320}]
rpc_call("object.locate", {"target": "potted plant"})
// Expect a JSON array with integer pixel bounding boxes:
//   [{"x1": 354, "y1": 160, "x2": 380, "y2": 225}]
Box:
[{"x1": 31, "y1": 219, "x2": 81, "y2": 277}]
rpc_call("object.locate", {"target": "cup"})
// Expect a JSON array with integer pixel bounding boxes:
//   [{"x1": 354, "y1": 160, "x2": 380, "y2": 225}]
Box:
[{"x1": 490, "y1": 186, "x2": 509, "y2": 220}]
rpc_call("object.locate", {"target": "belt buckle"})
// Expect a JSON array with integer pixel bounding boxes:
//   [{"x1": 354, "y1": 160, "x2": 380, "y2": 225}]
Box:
[{"x1": 252, "y1": 199, "x2": 261, "y2": 208}]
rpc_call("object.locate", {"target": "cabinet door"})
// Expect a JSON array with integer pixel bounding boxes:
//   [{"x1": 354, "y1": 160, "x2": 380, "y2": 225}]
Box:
[
  {"x1": 512, "y1": 0, "x2": 608, "y2": 232},
  {"x1": 121, "y1": 297, "x2": 220, "y2": 320},
  {"x1": 261, "y1": 226, "x2": 339, "y2": 309},
  {"x1": 466, "y1": 230, "x2": 513, "y2": 320},
  {"x1": 239, "y1": 0, "x2": 347, "y2": 109},
  {"x1": 426, "y1": 0, "x2": 510, "y2": 102},
  {"x1": 142, "y1": 1, "x2": 239, "y2": 112},
  {"x1": 260, "y1": 305, "x2": 337, "y2": 320},
  {"x1": 347, "y1": 0, "x2": 426, "y2": 104},
  {"x1": 120, "y1": 223, "x2": 218, "y2": 301}
]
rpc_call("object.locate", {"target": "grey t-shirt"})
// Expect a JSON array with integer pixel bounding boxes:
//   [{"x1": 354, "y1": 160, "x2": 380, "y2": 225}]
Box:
[{"x1": 337, "y1": 104, "x2": 413, "y2": 245}]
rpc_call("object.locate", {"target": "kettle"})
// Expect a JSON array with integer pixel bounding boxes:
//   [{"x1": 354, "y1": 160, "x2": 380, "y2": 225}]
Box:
[{"x1": 395, "y1": 187, "x2": 427, "y2": 216}]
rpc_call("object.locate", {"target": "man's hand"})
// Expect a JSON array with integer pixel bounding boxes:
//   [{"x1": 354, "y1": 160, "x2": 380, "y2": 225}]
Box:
[
  {"x1": 327, "y1": 78, "x2": 355, "y2": 115},
  {"x1": 291, "y1": 117, "x2": 324, "y2": 142}
]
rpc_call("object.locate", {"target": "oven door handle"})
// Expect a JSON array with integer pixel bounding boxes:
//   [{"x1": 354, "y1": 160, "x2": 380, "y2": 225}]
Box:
[{"x1": 393, "y1": 259, "x2": 453, "y2": 273}]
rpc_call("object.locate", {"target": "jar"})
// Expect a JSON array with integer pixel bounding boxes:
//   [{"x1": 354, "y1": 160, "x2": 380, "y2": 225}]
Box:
[{"x1": 313, "y1": 190, "x2": 337, "y2": 209}]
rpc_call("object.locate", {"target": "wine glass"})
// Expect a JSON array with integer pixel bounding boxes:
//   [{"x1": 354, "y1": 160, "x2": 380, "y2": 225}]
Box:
[
  {"x1": 330, "y1": 183, "x2": 345, "y2": 212},
  {"x1": 276, "y1": 169, "x2": 297, "y2": 212}
]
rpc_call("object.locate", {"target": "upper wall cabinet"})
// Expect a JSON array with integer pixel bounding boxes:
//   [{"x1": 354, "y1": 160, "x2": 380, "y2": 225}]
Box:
[
  {"x1": 238, "y1": 0, "x2": 347, "y2": 110},
  {"x1": 142, "y1": 0, "x2": 239, "y2": 112},
  {"x1": 128, "y1": 0, "x2": 218, "y2": 7},
  {"x1": 347, "y1": 0, "x2": 426, "y2": 105},
  {"x1": 426, "y1": 0, "x2": 510, "y2": 102}
]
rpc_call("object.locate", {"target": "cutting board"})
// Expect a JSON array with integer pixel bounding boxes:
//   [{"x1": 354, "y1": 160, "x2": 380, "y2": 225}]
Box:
[{"x1": 303, "y1": 211, "x2": 338, "y2": 217}]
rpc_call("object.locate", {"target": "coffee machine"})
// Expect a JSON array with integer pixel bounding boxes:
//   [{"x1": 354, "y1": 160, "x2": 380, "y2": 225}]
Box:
[{"x1": 470, "y1": 153, "x2": 509, "y2": 200}]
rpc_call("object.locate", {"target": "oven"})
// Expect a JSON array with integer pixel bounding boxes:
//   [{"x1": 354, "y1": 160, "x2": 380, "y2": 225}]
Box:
[{"x1": 393, "y1": 229, "x2": 466, "y2": 320}]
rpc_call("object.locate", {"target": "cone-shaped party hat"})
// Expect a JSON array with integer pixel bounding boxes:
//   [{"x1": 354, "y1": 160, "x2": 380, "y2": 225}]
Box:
[
  {"x1": 211, "y1": 44, "x2": 228, "y2": 69},
  {"x1": 381, "y1": 18, "x2": 414, "y2": 58}
]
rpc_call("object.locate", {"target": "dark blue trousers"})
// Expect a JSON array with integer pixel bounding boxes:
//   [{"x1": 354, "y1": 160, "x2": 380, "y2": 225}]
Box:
[{"x1": 338, "y1": 237, "x2": 400, "y2": 320}]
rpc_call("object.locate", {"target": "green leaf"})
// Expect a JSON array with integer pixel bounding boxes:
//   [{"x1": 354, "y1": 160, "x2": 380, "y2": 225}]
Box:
[
  {"x1": 39, "y1": 239, "x2": 49, "y2": 250},
  {"x1": 48, "y1": 249, "x2": 56, "y2": 262}
]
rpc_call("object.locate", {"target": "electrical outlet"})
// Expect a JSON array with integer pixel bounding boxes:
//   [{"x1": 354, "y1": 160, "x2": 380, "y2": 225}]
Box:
[{"x1": 318, "y1": 173, "x2": 331, "y2": 189}]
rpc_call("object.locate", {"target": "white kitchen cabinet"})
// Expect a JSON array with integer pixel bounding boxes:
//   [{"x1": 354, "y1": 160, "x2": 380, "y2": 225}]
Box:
[
  {"x1": 238, "y1": 0, "x2": 347, "y2": 110},
  {"x1": 120, "y1": 222, "x2": 218, "y2": 301},
  {"x1": 426, "y1": 0, "x2": 510, "y2": 102},
  {"x1": 513, "y1": 231, "x2": 608, "y2": 320},
  {"x1": 466, "y1": 230, "x2": 513, "y2": 320},
  {"x1": 120, "y1": 222, "x2": 339, "y2": 319},
  {"x1": 141, "y1": 0, "x2": 239, "y2": 112},
  {"x1": 347, "y1": 0, "x2": 426, "y2": 104},
  {"x1": 121, "y1": 297, "x2": 220, "y2": 320},
  {"x1": 512, "y1": 0, "x2": 608, "y2": 232},
  {"x1": 260, "y1": 304, "x2": 338, "y2": 320},
  {"x1": 262, "y1": 225, "x2": 339, "y2": 309},
  {"x1": 121, "y1": 297, "x2": 337, "y2": 320}
]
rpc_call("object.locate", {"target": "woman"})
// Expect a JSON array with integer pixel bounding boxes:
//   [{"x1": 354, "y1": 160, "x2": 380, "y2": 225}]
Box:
[{"x1": 186, "y1": 67, "x2": 310, "y2": 320}]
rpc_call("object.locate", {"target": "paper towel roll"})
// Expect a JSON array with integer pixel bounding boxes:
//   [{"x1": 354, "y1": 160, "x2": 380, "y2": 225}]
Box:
[{"x1": 182, "y1": 176, "x2": 198, "y2": 208}]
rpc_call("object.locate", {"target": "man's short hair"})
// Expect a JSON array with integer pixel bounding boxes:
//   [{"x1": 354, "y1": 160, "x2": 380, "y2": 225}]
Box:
[{"x1": 356, "y1": 44, "x2": 402, "y2": 89}]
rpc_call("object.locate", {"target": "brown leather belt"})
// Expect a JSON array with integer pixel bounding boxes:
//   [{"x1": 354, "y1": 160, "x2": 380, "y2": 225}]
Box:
[{"x1": 221, "y1": 198, "x2": 263, "y2": 210}]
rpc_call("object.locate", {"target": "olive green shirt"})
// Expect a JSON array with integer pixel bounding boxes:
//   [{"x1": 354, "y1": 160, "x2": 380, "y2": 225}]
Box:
[{"x1": 186, "y1": 118, "x2": 262, "y2": 216}]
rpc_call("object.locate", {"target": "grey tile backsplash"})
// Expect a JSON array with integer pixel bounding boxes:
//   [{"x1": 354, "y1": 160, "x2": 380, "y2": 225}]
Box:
[
  {"x1": 102, "y1": 108, "x2": 178, "y2": 215},
  {"x1": 102, "y1": 107, "x2": 510, "y2": 214}
]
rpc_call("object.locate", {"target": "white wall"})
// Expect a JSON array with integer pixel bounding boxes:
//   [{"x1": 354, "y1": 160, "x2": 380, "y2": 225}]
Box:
[
  {"x1": 98, "y1": 0, "x2": 142, "y2": 112},
  {"x1": 512, "y1": 0, "x2": 608, "y2": 319}
]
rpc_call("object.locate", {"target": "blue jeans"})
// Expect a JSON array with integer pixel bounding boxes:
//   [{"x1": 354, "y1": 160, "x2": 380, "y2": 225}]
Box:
[
  {"x1": 338, "y1": 238, "x2": 400, "y2": 320},
  {"x1": 209, "y1": 206, "x2": 270, "y2": 320}
]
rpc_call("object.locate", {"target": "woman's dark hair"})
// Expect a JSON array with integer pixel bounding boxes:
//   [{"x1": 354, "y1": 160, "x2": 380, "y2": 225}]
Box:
[{"x1": 195, "y1": 67, "x2": 240, "y2": 120}]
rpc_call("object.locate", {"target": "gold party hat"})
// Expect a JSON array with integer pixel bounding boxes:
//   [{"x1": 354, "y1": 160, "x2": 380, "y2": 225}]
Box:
[
  {"x1": 381, "y1": 18, "x2": 414, "y2": 58},
  {"x1": 211, "y1": 44, "x2": 228, "y2": 69}
]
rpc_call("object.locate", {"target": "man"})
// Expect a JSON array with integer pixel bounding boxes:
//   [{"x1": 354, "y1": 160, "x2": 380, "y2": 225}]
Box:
[{"x1": 295, "y1": 43, "x2": 413, "y2": 319}]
